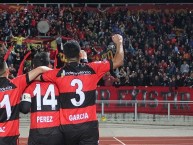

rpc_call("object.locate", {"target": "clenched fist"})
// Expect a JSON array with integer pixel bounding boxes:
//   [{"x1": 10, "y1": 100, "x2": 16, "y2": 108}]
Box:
[
  {"x1": 80, "y1": 50, "x2": 87, "y2": 59},
  {"x1": 112, "y1": 34, "x2": 123, "y2": 45}
]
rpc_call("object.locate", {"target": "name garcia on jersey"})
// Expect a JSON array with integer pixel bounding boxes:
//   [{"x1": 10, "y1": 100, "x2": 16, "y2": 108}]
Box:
[
  {"x1": 37, "y1": 116, "x2": 53, "y2": 123},
  {"x1": 69, "y1": 113, "x2": 89, "y2": 121}
]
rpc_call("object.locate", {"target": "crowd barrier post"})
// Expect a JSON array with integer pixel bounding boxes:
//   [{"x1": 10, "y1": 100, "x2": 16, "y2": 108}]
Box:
[
  {"x1": 135, "y1": 102, "x2": 138, "y2": 121},
  {"x1": 168, "y1": 102, "x2": 170, "y2": 120}
]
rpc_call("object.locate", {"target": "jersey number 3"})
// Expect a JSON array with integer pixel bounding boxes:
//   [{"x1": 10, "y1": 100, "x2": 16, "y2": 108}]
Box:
[{"x1": 71, "y1": 79, "x2": 85, "y2": 106}]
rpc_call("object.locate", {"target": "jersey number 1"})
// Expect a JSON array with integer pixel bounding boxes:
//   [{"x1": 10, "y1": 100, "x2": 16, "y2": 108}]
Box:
[{"x1": 0, "y1": 95, "x2": 11, "y2": 120}]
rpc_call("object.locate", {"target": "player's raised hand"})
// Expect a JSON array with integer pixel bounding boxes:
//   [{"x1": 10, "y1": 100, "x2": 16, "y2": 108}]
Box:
[
  {"x1": 112, "y1": 34, "x2": 123, "y2": 45},
  {"x1": 111, "y1": 34, "x2": 124, "y2": 69},
  {"x1": 80, "y1": 50, "x2": 87, "y2": 59},
  {"x1": 80, "y1": 50, "x2": 88, "y2": 63}
]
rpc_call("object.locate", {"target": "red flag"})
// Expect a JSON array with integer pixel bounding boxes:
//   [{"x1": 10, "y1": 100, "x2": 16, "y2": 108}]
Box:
[
  {"x1": 17, "y1": 51, "x2": 31, "y2": 76},
  {"x1": 4, "y1": 46, "x2": 14, "y2": 61}
]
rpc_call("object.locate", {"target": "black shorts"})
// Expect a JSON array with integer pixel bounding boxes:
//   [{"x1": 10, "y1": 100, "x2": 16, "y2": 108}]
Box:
[
  {"x1": 28, "y1": 128, "x2": 64, "y2": 145},
  {"x1": 61, "y1": 121, "x2": 99, "y2": 145},
  {"x1": 0, "y1": 136, "x2": 19, "y2": 145}
]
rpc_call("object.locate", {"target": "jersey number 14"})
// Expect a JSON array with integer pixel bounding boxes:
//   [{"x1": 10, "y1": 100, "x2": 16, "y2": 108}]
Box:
[{"x1": 34, "y1": 84, "x2": 57, "y2": 110}]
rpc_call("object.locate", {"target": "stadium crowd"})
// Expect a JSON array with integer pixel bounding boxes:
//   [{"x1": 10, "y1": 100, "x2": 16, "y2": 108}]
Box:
[{"x1": 0, "y1": 4, "x2": 193, "y2": 89}]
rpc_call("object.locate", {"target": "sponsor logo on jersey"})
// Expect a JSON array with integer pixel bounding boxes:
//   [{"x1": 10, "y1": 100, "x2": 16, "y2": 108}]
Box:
[
  {"x1": 64, "y1": 71, "x2": 92, "y2": 76},
  {"x1": 0, "y1": 86, "x2": 13, "y2": 92}
]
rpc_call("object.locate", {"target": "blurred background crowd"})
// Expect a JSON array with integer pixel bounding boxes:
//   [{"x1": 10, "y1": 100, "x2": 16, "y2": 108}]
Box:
[{"x1": 0, "y1": 4, "x2": 193, "y2": 90}]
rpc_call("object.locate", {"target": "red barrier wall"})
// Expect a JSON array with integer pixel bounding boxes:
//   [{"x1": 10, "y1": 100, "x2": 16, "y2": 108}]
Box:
[{"x1": 96, "y1": 86, "x2": 193, "y2": 115}]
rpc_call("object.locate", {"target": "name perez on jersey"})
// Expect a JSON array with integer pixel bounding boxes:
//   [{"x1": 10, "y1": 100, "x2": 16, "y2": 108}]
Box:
[
  {"x1": 69, "y1": 113, "x2": 89, "y2": 121},
  {"x1": 37, "y1": 116, "x2": 53, "y2": 123}
]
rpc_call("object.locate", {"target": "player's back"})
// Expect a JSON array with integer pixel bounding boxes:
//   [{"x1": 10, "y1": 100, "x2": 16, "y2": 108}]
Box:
[
  {"x1": 22, "y1": 81, "x2": 60, "y2": 135},
  {"x1": 0, "y1": 75, "x2": 28, "y2": 144},
  {"x1": 54, "y1": 61, "x2": 110, "y2": 128},
  {"x1": 20, "y1": 51, "x2": 64, "y2": 145}
]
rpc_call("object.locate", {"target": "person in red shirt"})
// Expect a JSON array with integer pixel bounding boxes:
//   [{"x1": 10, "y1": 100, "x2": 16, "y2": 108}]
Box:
[
  {"x1": 20, "y1": 52, "x2": 64, "y2": 145},
  {"x1": 103, "y1": 71, "x2": 116, "y2": 86},
  {"x1": 40, "y1": 34, "x2": 124, "y2": 145},
  {"x1": 0, "y1": 52, "x2": 51, "y2": 145}
]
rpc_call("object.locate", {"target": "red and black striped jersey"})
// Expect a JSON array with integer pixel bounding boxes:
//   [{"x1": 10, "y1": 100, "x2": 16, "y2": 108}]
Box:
[
  {"x1": 0, "y1": 75, "x2": 29, "y2": 143},
  {"x1": 41, "y1": 60, "x2": 112, "y2": 127},
  {"x1": 21, "y1": 81, "x2": 60, "y2": 135}
]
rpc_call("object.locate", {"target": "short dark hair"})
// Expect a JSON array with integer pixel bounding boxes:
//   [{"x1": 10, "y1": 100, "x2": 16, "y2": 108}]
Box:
[
  {"x1": 32, "y1": 52, "x2": 50, "y2": 68},
  {"x1": 63, "y1": 40, "x2": 81, "y2": 59}
]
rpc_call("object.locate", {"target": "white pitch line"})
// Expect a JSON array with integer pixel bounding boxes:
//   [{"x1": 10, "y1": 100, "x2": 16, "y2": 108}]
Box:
[{"x1": 113, "y1": 137, "x2": 126, "y2": 145}]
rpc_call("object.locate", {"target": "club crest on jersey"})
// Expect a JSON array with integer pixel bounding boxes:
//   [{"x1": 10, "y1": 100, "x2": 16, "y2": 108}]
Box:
[
  {"x1": 61, "y1": 70, "x2": 65, "y2": 77},
  {"x1": 0, "y1": 127, "x2": 5, "y2": 132}
]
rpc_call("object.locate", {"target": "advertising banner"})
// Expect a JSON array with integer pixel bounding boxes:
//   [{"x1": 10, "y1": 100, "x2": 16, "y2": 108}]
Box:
[{"x1": 96, "y1": 86, "x2": 193, "y2": 115}]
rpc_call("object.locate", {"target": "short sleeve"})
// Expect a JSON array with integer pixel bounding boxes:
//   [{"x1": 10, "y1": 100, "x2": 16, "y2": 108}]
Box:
[
  {"x1": 88, "y1": 60, "x2": 113, "y2": 79},
  {"x1": 20, "y1": 86, "x2": 31, "y2": 114},
  {"x1": 12, "y1": 74, "x2": 28, "y2": 93}
]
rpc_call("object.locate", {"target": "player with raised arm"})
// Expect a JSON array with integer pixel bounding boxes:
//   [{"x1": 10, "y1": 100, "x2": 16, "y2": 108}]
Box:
[
  {"x1": 20, "y1": 52, "x2": 64, "y2": 145},
  {"x1": 40, "y1": 34, "x2": 124, "y2": 145},
  {"x1": 0, "y1": 51, "x2": 51, "y2": 145}
]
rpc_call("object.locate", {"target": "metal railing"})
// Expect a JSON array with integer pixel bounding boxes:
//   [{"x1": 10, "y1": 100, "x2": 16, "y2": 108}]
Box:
[
  {"x1": 19, "y1": 100, "x2": 193, "y2": 126},
  {"x1": 96, "y1": 100, "x2": 193, "y2": 125}
]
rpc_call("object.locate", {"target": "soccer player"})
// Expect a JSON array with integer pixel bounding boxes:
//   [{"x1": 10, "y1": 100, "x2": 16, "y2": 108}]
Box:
[
  {"x1": 0, "y1": 53, "x2": 51, "y2": 145},
  {"x1": 19, "y1": 52, "x2": 64, "y2": 145},
  {"x1": 40, "y1": 34, "x2": 124, "y2": 145}
]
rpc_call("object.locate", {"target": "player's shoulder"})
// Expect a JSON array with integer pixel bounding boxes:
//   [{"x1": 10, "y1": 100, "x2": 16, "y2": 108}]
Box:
[
  {"x1": 25, "y1": 81, "x2": 57, "y2": 92},
  {"x1": 43, "y1": 68, "x2": 60, "y2": 75},
  {"x1": 29, "y1": 80, "x2": 55, "y2": 86},
  {"x1": 88, "y1": 60, "x2": 110, "y2": 66},
  {"x1": 12, "y1": 74, "x2": 27, "y2": 83}
]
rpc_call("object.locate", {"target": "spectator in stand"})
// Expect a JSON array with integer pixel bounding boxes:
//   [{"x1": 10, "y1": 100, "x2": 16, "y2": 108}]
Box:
[
  {"x1": 173, "y1": 42, "x2": 180, "y2": 54},
  {"x1": 169, "y1": 75, "x2": 177, "y2": 92},
  {"x1": 11, "y1": 33, "x2": 29, "y2": 50},
  {"x1": 159, "y1": 60, "x2": 168, "y2": 71},
  {"x1": 119, "y1": 67, "x2": 127, "y2": 85},
  {"x1": 0, "y1": 43, "x2": 7, "y2": 55},
  {"x1": 167, "y1": 61, "x2": 176, "y2": 76},
  {"x1": 152, "y1": 75, "x2": 162, "y2": 86},
  {"x1": 161, "y1": 73, "x2": 169, "y2": 86},
  {"x1": 183, "y1": 50, "x2": 191, "y2": 64},
  {"x1": 114, "y1": 77, "x2": 121, "y2": 87},
  {"x1": 129, "y1": 71, "x2": 138, "y2": 86},
  {"x1": 123, "y1": 75, "x2": 131, "y2": 86},
  {"x1": 14, "y1": 52, "x2": 21, "y2": 71},
  {"x1": 9, "y1": 63, "x2": 17, "y2": 77},
  {"x1": 1, "y1": 4, "x2": 193, "y2": 88},
  {"x1": 103, "y1": 71, "x2": 117, "y2": 86},
  {"x1": 180, "y1": 60, "x2": 189, "y2": 75},
  {"x1": 176, "y1": 74, "x2": 184, "y2": 87},
  {"x1": 138, "y1": 73, "x2": 146, "y2": 86},
  {"x1": 184, "y1": 71, "x2": 193, "y2": 87}
]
